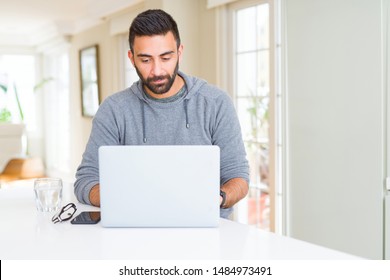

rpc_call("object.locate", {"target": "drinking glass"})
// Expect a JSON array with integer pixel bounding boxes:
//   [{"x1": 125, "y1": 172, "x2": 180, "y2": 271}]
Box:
[{"x1": 34, "y1": 178, "x2": 63, "y2": 212}]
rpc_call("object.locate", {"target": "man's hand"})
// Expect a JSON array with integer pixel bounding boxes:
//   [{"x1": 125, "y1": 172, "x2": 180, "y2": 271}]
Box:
[
  {"x1": 89, "y1": 184, "x2": 101, "y2": 207},
  {"x1": 220, "y1": 178, "x2": 248, "y2": 208}
]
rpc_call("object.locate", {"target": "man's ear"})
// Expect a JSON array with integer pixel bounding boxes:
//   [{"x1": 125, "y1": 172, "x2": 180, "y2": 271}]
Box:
[
  {"x1": 128, "y1": 50, "x2": 135, "y2": 67},
  {"x1": 177, "y1": 44, "x2": 184, "y2": 63}
]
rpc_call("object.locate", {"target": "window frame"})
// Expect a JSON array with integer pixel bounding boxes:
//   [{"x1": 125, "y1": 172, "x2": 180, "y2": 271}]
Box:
[{"x1": 226, "y1": 0, "x2": 277, "y2": 231}]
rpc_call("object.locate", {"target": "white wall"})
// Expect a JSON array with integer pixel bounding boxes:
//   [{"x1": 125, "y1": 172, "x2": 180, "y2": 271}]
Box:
[{"x1": 285, "y1": 0, "x2": 385, "y2": 259}]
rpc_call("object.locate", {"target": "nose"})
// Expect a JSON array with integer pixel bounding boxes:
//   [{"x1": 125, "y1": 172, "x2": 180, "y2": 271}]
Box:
[{"x1": 151, "y1": 60, "x2": 163, "y2": 76}]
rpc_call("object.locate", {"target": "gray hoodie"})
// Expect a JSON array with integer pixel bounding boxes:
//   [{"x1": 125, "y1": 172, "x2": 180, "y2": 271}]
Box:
[{"x1": 74, "y1": 71, "x2": 249, "y2": 218}]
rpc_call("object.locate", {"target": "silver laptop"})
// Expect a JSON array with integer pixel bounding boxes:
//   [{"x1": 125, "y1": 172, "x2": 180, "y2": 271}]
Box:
[{"x1": 99, "y1": 145, "x2": 220, "y2": 227}]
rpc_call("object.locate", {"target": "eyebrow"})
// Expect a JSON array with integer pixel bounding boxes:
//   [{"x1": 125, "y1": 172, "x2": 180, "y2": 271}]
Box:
[{"x1": 137, "y1": 51, "x2": 175, "y2": 58}]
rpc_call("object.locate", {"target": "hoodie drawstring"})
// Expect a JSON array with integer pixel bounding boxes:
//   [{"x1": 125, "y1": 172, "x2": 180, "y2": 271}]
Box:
[
  {"x1": 141, "y1": 99, "x2": 190, "y2": 143},
  {"x1": 184, "y1": 99, "x2": 190, "y2": 129},
  {"x1": 141, "y1": 102, "x2": 147, "y2": 143}
]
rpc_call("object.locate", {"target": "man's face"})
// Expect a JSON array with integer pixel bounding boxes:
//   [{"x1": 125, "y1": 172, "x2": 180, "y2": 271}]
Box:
[{"x1": 128, "y1": 32, "x2": 183, "y2": 96}]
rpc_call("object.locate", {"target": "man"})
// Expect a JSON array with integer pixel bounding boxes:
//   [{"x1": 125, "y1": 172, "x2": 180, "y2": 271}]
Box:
[{"x1": 74, "y1": 9, "x2": 249, "y2": 218}]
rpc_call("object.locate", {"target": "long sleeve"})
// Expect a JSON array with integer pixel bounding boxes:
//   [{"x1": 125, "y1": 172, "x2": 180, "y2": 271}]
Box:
[
  {"x1": 74, "y1": 98, "x2": 121, "y2": 204},
  {"x1": 212, "y1": 93, "x2": 249, "y2": 185}
]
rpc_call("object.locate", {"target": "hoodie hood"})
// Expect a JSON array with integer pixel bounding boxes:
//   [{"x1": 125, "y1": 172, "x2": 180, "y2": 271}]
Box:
[{"x1": 130, "y1": 70, "x2": 207, "y2": 143}]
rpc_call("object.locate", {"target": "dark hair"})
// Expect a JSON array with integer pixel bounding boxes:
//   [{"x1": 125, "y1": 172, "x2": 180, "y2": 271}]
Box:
[{"x1": 129, "y1": 9, "x2": 181, "y2": 53}]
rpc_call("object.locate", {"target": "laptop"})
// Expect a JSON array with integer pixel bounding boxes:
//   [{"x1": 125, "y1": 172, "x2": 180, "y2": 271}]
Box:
[{"x1": 98, "y1": 145, "x2": 220, "y2": 227}]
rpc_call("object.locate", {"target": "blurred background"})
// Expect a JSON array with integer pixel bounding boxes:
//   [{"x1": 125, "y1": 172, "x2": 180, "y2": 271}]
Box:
[{"x1": 0, "y1": 0, "x2": 389, "y2": 260}]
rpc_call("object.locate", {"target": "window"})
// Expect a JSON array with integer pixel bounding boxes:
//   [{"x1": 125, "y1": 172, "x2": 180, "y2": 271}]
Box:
[
  {"x1": 230, "y1": 0, "x2": 275, "y2": 231},
  {"x1": 0, "y1": 51, "x2": 71, "y2": 180},
  {"x1": 0, "y1": 54, "x2": 36, "y2": 128},
  {"x1": 119, "y1": 34, "x2": 139, "y2": 89},
  {"x1": 43, "y1": 51, "x2": 71, "y2": 179}
]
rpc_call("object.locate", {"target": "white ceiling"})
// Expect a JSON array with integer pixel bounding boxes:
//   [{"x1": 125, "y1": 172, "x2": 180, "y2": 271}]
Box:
[{"x1": 0, "y1": 0, "x2": 142, "y2": 47}]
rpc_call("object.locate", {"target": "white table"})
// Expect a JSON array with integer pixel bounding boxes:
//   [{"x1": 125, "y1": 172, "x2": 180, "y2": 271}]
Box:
[{"x1": 0, "y1": 181, "x2": 362, "y2": 260}]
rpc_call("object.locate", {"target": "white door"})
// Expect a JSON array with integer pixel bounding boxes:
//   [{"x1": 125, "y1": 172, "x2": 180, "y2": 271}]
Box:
[
  {"x1": 385, "y1": 0, "x2": 390, "y2": 261},
  {"x1": 285, "y1": 0, "x2": 385, "y2": 259},
  {"x1": 385, "y1": 194, "x2": 390, "y2": 259}
]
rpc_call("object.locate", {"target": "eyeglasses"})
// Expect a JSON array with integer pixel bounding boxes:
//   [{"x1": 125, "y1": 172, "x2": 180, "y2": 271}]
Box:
[{"x1": 52, "y1": 203, "x2": 77, "y2": 224}]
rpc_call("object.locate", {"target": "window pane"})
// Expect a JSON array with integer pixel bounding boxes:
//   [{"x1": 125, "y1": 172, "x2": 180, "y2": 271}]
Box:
[
  {"x1": 246, "y1": 141, "x2": 270, "y2": 230},
  {"x1": 0, "y1": 55, "x2": 35, "y2": 127},
  {"x1": 236, "y1": 52, "x2": 256, "y2": 97},
  {"x1": 236, "y1": 97, "x2": 254, "y2": 140},
  {"x1": 258, "y1": 50, "x2": 270, "y2": 94},
  {"x1": 257, "y1": 4, "x2": 270, "y2": 49},
  {"x1": 44, "y1": 53, "x2": 70, "y2": 174},
  {"x1": 233, "y1": 2, "x2": 271, "y2": 231},
  {"x1": 236, "y1": 7, "x2": 256, "y2": 52},
  {"x1": 245, "y1": 142, "x2": 269, "y2": 187},
  {"x1": 123, "y1": 36, "x2": 138, "y2": 88},
  {"x1": 237, "y1": 96, "x2": 269, "y2": 141}
]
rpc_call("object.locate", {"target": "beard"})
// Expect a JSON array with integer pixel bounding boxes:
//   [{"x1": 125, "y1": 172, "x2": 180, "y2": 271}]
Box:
[{"x1": 135, "y1": 61, "x2": 179, "y2": 95}]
